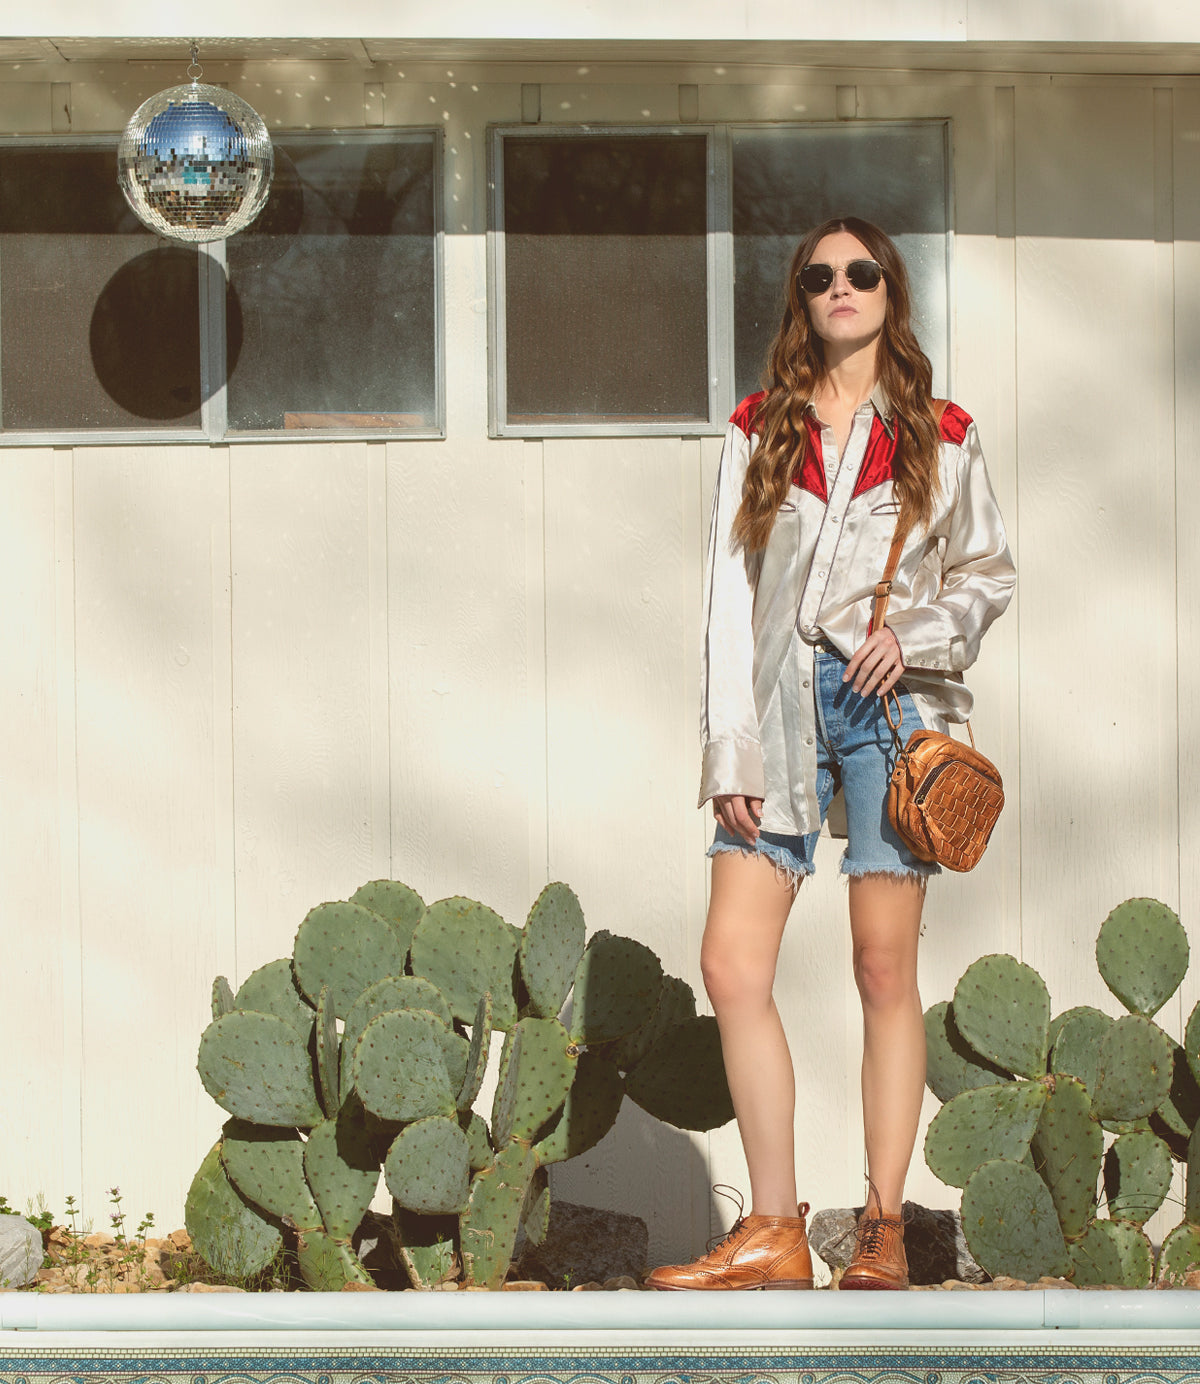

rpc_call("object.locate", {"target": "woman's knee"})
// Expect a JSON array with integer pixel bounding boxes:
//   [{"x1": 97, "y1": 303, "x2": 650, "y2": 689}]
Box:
[
  {"x1": 701, "y1": 934, "x2": 775, "y2": 1011},
  {"x1": 853, "y1": 943, "x2": 918, "y2": 1011}
]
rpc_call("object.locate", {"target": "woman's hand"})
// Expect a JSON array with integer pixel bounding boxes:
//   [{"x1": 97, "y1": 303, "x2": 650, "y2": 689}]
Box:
[
  {"x1": 713, "y1": 794, "x2": 764, "y2": 842},
  {"x1": 845, "y1": 627, "x2": 905, "y2": 697}
]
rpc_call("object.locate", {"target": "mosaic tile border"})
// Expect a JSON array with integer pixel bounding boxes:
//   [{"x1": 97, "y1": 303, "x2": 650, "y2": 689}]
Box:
[{"x1": 4, "y1": 1344, "x2": 1200, "y2": 1384}]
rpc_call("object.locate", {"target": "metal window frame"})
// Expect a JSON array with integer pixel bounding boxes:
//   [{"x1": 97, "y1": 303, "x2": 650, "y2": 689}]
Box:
[
  {"x1": 0, "y1": 127, "x2": 445, "y2": 448},
  {"x1": 488, "y1": 118, "x2": 953, "y2": 439}
]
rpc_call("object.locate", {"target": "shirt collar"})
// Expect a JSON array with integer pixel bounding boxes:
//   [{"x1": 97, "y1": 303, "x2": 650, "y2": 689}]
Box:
[{"x1": 805, "y1": 383, "x2": 895, "y2": 440}]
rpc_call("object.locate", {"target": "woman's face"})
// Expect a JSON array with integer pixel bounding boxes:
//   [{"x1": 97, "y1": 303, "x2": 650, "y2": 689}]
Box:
[{"x1": 801, "y1": 230, "x2": 888, "y2": 356}]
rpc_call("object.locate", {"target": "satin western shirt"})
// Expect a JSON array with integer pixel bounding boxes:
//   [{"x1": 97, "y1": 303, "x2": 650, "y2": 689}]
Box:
[{"x1": 699, "y1": 387, "x2": 1016, "y2": 835}]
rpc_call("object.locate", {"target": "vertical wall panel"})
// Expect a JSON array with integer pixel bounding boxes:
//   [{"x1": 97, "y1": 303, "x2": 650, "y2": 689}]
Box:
[
  {"x1": 385, "y1": 438, "x2": 535, "y2": 921},
  {"x1": 0, "y1": 450, "x2": 71, "y2": 1212},
  {"x1": 540, "y1": 437, "x2": 712, "y2": 1262},
  {"x1": 72, "y1": 447, "x2": 232, "y2": 1226},
  {"x1": 230, "y1": 443, "x2": 388, "y2": 975},
  {"x1": 1015, "y1": 86, "x2": 1178, "y2": 1016}
]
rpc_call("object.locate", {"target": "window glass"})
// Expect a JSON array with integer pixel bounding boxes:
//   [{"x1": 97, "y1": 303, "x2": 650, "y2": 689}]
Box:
[
  {"x1": 0, "y1": 144, "x2": 201, "y2": 432},
  {"x1": 226, "y1": 133, "x2": 439, "y2": 432},
  {"x1": 500, "y1": 133, "x2": 709, "y2": 426},
  {"x1": 731, "y1": 124, "x2": 950, "y2": 402}
]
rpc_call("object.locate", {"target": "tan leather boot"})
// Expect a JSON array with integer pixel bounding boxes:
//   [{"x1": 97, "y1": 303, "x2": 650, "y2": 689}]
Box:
[
  {"x1": 839, "y1": 1212, "x2": 908, "y2": 1290},
  {"x1": 645, "y1": 1202, "x2": 814, "y2": 1291}
]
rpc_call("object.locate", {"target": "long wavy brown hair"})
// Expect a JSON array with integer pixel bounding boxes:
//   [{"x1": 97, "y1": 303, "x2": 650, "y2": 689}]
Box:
[{"x1": 733, "y1": 216, "x2": 942, "y2": 552}]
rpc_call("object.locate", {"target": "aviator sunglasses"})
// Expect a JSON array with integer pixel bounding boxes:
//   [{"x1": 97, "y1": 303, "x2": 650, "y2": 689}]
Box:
[{"x1": 798, "y1": 258, "x2": 884, "y2": 295}]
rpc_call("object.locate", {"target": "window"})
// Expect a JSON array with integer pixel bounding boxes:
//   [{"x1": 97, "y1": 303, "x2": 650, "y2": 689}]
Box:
[
  {"x1": 0, "y1": 130, "x2": 443, "y2": 444},
  {"x1": 489, "y1": 121, "x2": 950, "y2": 437}
]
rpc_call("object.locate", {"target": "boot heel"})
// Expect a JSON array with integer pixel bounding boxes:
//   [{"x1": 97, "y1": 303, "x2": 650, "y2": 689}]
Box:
[{"x1": 761, "y1": 1278, "x2": 813, "y2": 1290}]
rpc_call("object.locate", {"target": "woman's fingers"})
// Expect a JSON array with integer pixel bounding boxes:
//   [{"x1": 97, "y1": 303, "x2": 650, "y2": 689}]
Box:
[
  {"x1": 714, "y1": 794, "x2": 762, "y2": 841},
  {"x1": 846, "y1": 629, "x2": 904, "y2": 696}
]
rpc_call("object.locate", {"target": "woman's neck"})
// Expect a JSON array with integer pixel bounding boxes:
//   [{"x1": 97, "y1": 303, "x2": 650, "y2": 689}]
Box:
[{"x1": 815, "y1": 348, "x2": 880, "y2": 412}]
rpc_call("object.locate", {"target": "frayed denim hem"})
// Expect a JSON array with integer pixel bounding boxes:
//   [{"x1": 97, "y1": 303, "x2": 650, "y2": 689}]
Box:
[
  {"x1": 708, "y1": 837, "x2": 812, "y2": 891},
  {"x1": 839, "y1": 855, "x2": 939, "y2": 882}
]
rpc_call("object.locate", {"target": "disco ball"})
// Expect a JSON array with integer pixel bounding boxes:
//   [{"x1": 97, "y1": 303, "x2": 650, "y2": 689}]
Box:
[{"x1": 118, "y1": 81, "x2": 273, "y2": 243}]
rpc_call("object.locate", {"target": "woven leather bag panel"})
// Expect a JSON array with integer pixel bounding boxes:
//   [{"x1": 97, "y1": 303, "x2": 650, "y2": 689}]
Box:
[{"x1": 888, "y1": 732, "x2": 1004, "y2": 872}]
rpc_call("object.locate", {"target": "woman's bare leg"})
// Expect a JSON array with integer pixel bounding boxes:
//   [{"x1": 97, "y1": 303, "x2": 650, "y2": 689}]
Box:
[
  {"x1": 848, "y1": 874, "x2": 927, "y2": 1215},
  {"x1": 701, "y1": 851, "x2": 801, "y2": 1218}
]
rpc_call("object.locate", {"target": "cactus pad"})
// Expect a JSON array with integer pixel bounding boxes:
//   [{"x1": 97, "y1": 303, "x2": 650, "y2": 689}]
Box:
[
  {"x1": 1188, "y1": 1123, "x2": 1200, "y2": 1224},
  {"x1": 304, "y1": 1110, "x2": 379, "y2": 1240},
  {"x1": 1096, "y1": 897, "x2": 1188, "y2": 1018},
  {"x1": 212, "y1": 976, "x2": 235, "y2": 1021},
  {"x1": 607, "y1": 975, "x2": 698, "y2": 1074},
  {"x1": 352, "y1": 1008, "x2": 457, "y2": 1123},
  {"x1": 1186, "y1": 1000, "x2": 1200, "y2": 1087},
  {"x1": 233, "y1": 958, "x2": 316, "y2": 1038},
  {"x1": 1029, "y1": 1075, "x2": 1101, "y2": 1238},
  {"x1": 624, "y1": 1016, "x2": 734, "y2": 1130},
  {"x1": 499, "y1": 1016, "x2": 577, "y2": 1142},
  {"x1": 340, "y1": 976, "x2": 453, "y2": 1094},
  {"x1": 1092, "y1": 1015, "x2": 1174, "y2": 1122},
  {"x1": 220, "y1": 1118, "x2": 321, "y2": 1230},
  {"x1": 520, "y1": 882, "x2": 586, "y2": 1020},
  {"x1": 349, "y1": 878, "x2": 426, "y2": 958},
  {"x1": 410, "y1": 896, "x2": 520, "y2": 1030},
  {"x1": 198, "y1": 1010, "x2": 324, "y2": 1128},
  {"x1": 460, "y1": 1139, "x2": 537, "y2": 1289},
  {"x1": 1158, "y1": 1222, "x2": 1200, "y2": 1286},
  {"x1": 295, "y1": 1227, "x2": 373, "y2": 1291},
  {"x1": 293, "y1": 901, "x2": 407, "y2": 1019},
  {"x1": 316, "y1": 985, "x2": 340, "y2": 1118},
  {"x1": 569, "y1": 930, "x2": 663, "y2": 1044},
  {"x1": 385, "y1": 1114, "x2": 471, "y2": 1215},
  {"x1": 521, "y1": 1166, "x2": 550, "y2": 1247},
  {"x1": 458, "y1": 992, "x2": 492, "y2": 1111},
  {"x1": 953, "y1": 954, "x2": 1050, "y2": 1080},
  {"x1": 1049, "y1": 1006, "x2": 1113, "y2": 1092},
  {"x1": 925, "y1": 1000, "x2": 1012, "y2": 1102},
  {"x1": 534, "y1": 1050, "x2": 625, "y2": 1166},
  {"x1": 960, "y1": 1158, "x2": 1069, "y2": 1281},
  {"x1": 185, "y1": 1141, "x2": 283, "y2": 1280},
  {"x1": 1070, "y1": 1219, "x2": 1153, "y2": 1288},
  {"x1": 1103, "y1": 1130, "x2": 1173, "y2": 1225},
  {"x1": 926, "y1": 1080, "x2": 1048, "y2": 1189}
]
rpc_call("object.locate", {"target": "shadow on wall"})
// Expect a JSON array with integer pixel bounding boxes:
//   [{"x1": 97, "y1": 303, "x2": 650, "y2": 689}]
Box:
[{"x1": 550, "y1": 1098, "x2": 716, "y2": 1269}]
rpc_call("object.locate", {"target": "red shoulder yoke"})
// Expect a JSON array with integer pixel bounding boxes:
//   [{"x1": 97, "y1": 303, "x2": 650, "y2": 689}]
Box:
[
  {"x1": 938, "y1": 401, "x2": 972, "y2": 446},
  {"x1": 730, "y1": 391, "x2": 767, "y2": 437}
]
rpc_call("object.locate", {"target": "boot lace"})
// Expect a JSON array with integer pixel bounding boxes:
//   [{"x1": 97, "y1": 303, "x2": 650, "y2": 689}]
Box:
[{"x1": 705, "y1": 1184, "x2": 748, "y2": 1253}]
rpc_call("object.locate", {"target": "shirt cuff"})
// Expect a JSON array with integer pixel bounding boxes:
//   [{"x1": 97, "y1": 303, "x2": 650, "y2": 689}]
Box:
[
  {"x1": 698, "y1": 737, "x2": 766, "y2": 808},
  {"x1": 885, "y1": 608, "x2": 956, "y2": 672}
]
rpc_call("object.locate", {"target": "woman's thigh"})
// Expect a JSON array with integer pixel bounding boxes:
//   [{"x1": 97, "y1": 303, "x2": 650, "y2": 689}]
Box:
[{"x1": 702, "y1": 849, "x2": 799, "y2": 1000}]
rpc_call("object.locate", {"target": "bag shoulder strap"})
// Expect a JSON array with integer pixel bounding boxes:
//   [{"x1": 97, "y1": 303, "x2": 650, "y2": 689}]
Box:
[{"x1": 870, "y1": 398, "x2": 948, "y2": 634}]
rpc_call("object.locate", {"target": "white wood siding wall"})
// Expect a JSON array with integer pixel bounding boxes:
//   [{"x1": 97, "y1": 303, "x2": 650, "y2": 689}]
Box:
[{"x1": 2, "y1": 57, "x2": 1197, "y2": 1263}]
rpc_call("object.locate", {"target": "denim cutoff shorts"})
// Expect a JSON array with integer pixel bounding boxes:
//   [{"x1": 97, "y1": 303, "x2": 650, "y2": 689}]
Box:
[{"x1": 708, "y1": 645, "x2": 940, "y2": 884}]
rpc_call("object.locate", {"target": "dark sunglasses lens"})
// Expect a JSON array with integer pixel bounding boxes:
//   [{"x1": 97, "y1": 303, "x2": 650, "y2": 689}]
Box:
[
  {"x1": 799, "y1": 263, "x2": 834, "y2": 294},
  {"x1": 846, "y1": 260, "x2": 883, "y2": 290}
]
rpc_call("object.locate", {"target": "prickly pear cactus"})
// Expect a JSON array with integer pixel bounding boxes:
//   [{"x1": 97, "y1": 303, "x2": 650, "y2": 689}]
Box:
[
  {"x1": 190, "y1": 875, "x2": 735, "y2": 1290},
  {"x1": 1096, "y1": 898, "x2": 1187, "y2": 1018},
  {"x1": 926, "y1": 898, "x2": 1200, "y2": 1286}
]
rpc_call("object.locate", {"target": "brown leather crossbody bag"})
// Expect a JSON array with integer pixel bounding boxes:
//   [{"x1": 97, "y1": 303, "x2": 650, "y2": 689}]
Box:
[{"x1": 872, "y1": 419, "x2": 1004, "y2": 873}]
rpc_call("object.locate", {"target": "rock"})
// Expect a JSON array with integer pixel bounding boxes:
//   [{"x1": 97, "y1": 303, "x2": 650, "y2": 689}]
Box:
[
  {"x1": 168, "y1": 1229, "x2": 192, "y2": 1251},
  {"x1": 1185, "y1": 1269, "x2": 1200, "y2": 1289},
  {"x1": 810, "y1": 1203, "x2": 987, "y2": 1286},
  {"x1": 340, "y1": 1280, "x2": 381, "y2": 1291},
  {"x1": 0, "y1": 1215, "x2": 44, "y2": 1288},
  {"x1": 603, "y1": 1275, "x2": 640, "y2": 1290},
  {"x1": 178, "y1": 1282, "x2": 246, "y2": 1292},
  {"x1": 571, "y1": 1281, "x2": 604, "y2": 1291},
  {"x1": 990, "y1": 1275, "x2": 1031, "y2": 1290},
  {"x1": 502, "y1": 1279, "x2": 548, "y2": 1290},
  {"x1": 516, "y1": 1200, "x2": 649, "y2": 1289}
]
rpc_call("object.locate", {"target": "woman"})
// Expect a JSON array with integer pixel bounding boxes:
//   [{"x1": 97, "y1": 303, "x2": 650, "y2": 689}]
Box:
[{"x1": 647, "y1": 217, "x2": 1015, "y2": 1292}]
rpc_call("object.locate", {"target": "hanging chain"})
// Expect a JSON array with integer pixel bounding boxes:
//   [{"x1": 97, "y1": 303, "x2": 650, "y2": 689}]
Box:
[{"x1": 187, "y1": 41, "x2": 202, "y2": 82}]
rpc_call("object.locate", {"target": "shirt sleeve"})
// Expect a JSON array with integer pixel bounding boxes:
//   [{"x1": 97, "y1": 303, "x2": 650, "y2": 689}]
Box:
[
  {"x1": 884, "y1": 423, "x2": 1016, "y2": 674},
  {"x1": 698, "y1": 424, "x2": 766, "y2": 807}
]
